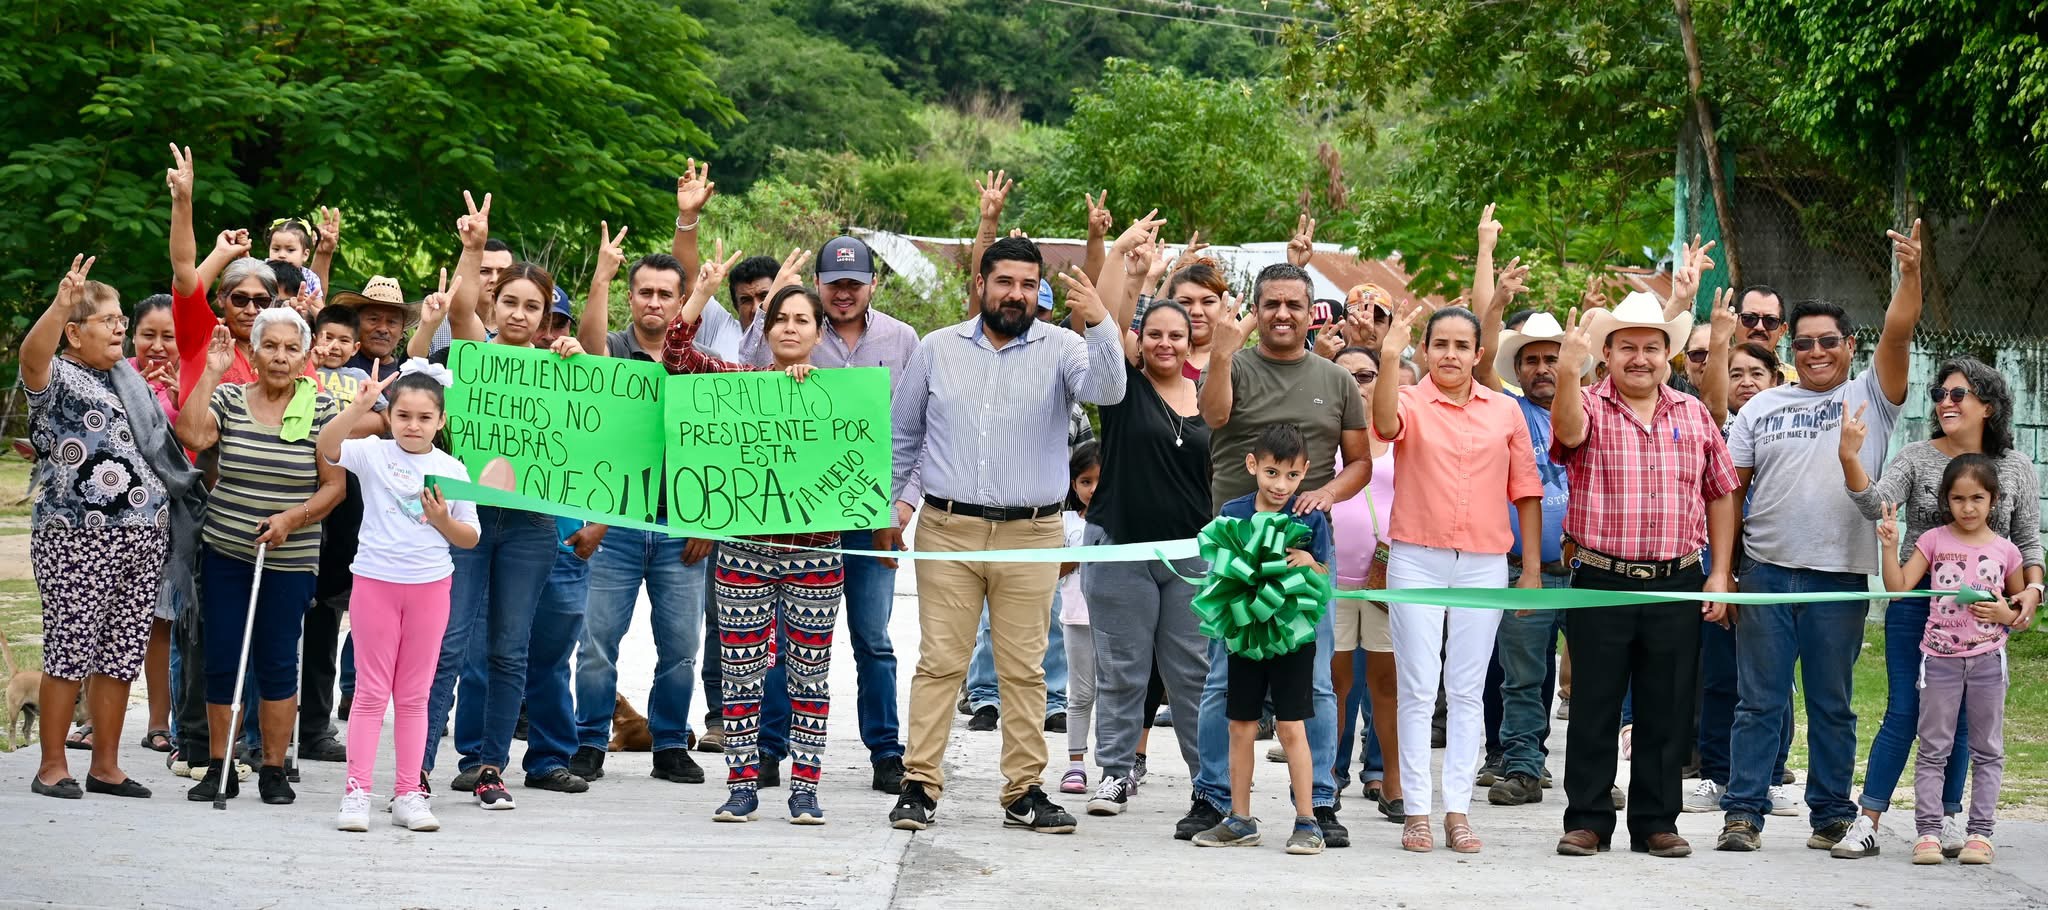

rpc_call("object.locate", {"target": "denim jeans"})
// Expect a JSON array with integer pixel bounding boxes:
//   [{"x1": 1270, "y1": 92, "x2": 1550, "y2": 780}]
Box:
[
  {"x1": 1497, "y1": 570, "x2": 1567, "y2": 778},
  {"x1": 1722, "y1": 560, "x2": 1868, "y2": 830},
  {"x1": 423, "y1": 506, "x2": 557, "y2": 773},
  {"x1": 1331, "y1": 648, "x2": 1383, "y2": 790},
  {"x1": 522, "y1": 550, "x2": 589, "y2": 776},
  {"x1": 1197, "y1": 608, "x2": 1339, "y2": 811},
  {"x1": 966, "y1": 598, "x2": 1067, "y2": 715},
  {"x1": 1857, "y1": 596, "x2": 1967, "y2": 814},
  {"x1": 339, "y1": 635, "x2": 355, "y2": 698},
  {"x1": 1696, "y1": 618, "x2": 1791, "y2": 786},
  {"x1": 837, "y1": 531, "x2": 906, "y2": 762},
  {"x1": 574, "y1": 527, "x2": 706, "y2": 753}
]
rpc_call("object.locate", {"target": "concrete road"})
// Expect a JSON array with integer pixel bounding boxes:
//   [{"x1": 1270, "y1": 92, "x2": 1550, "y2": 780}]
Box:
[{"x1": 3, "y1": 572, "x2": 2044, "y2": 909}]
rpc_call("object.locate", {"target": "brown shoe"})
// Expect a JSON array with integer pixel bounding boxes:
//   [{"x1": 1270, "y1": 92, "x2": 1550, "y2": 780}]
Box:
[
  {"x1": 1557, "y1": 829, "x2": 1607, "y2": 856},
  {"x1": 1634, "y1": 832, "x2": 1692, "y2": 858}
]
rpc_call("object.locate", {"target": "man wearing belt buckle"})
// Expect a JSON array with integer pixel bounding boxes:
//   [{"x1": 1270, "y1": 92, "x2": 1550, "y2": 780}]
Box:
[
  {"x1": 881, "y1": 237, "x2": 1126, "y2": 833},
  {"x1": 1476, "y1": 309, "x2": 1584, "y2": 807},
  {"x1": 1548, "y1": 297, "x2": 1740, "y2": 859}
]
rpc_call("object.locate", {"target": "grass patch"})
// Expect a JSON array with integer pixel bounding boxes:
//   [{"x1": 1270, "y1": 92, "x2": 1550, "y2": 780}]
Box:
[
  {"x1": 0, "y1": 578, "x2": 42, "y2": 675},
  {"x1": 0, "y1": 457, "x2": 28, "y2": 520},
  {"x1": 1784, "y1": 620, "x2": 2048, "y2": 810}
]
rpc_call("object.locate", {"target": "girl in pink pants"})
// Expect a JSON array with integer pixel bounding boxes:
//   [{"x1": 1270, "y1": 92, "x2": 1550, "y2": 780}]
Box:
[{"x1": 315, "y1": 358, "x2": 480, "y2": 833}]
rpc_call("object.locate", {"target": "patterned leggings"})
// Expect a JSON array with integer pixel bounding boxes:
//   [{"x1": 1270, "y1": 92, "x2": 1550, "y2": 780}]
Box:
[{"x1": 715, "y1": 540, "x2": 843, "y2": 795}]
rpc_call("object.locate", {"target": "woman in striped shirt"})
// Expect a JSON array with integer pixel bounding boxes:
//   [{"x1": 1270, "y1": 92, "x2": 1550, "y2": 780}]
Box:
[
  {"x1": 175, "y1": 307, "x2": 343, "y2": 806},
  {"x1": 663, "y1": 246, "x2": 843, "y2": 826}
]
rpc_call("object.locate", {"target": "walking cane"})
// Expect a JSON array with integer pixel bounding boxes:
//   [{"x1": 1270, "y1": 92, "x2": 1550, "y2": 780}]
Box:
[{"x1": 216, "y1": 541, "x2": 268, "y2": 810}]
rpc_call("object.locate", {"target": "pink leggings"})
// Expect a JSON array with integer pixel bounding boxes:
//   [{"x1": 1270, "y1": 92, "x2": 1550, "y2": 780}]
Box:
[{"x1": 344, "y1": 576, "x2": 453, "y2": 797}]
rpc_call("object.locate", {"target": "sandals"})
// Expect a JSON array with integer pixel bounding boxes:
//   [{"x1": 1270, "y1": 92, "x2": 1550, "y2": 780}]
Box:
[
  {"x1": 1401, "y1": 817, "x2": 1434, "y2": 853},
  {"x1": 64, "y1": 725, "x2": 93, "y2": 751},
  {"x1": 1446, "y1": 818, "x2": 1484, "y2": 854},
  {"x1": 140, "y1": 729, "x2": 173, "y2": 753}
]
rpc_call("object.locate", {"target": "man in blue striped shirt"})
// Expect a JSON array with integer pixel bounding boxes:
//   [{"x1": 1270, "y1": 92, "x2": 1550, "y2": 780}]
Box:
[{"x1": 883, "y1": 236, "x2": 1127, "y2": 833}]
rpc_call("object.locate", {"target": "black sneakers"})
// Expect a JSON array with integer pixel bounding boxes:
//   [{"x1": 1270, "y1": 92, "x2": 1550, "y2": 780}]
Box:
[
  {"x1": 757, "y1": 759, "x2": 783, "y2": 789},
  {"x1": 1717, "y1": 818, "x2": 1762, "y2": 852},
  {"x1": 1004, "y1": 786, "x2": 1077, "y2": 834},
  {"x1": 967, "y1": 706, "x2": 999, "y2": 732},
  {"x1": 1314, "y1": 805, "x2": 1350, "y2": 848},
  {"x1": 872, "y1": 756, "x2": 906, "y2": 794},
  {"x1": 474, "y1": 768, "x2": 516, "y2": 810},
  {"x1": 186, "y1": 763, "x2": 239, "y2": 802},
  {"x1": 890, "y1": 781, "x2": 936, "y2": 830},
  {"x1": 524, "y1": 768, "x2": 590, "y2": 793},
  {"x1": 1176, "y1": 796, "x2": 1224, "y2": 840},
  {"x1": 1043, "y1": 712, "x2": 1067, "y2": 733},
  {"x1": 299, "y1": 738, "x2": 347, "y2": 762},
  {"x1": 651, "y1": 748, "x2": 706, "y2": 784},
  {"x1": 257, "y1": 765, "x2": 295, "y2": 805},
  {"x1": 568, "y1": 746, "x2": 606, "y2": 781},
  {"x1": 1488, "y1": 771, "x2": 1544, "y2": 806}
]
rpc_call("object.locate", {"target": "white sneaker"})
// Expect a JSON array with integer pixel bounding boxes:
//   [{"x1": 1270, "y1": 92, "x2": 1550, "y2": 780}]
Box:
[
  {"x1": 1768, "y1": 784, "x2": 1801, "y2": 816},
  {"x1": 392, "y1": 793, "x2": 441, "y2": 832},
  {"x1": 1266, "y1": 743, "x2": 1288, "y2": 763},
  {"x1": 1086, "y1": 776, "x2": 1133, "y2": 816},
  {"x1": 1683, "y1": 779, "x2": 1724, "y2": 813},
  {"x1": 1828, "y1": 816, "x2": 1879, "y2": 859},
  {"x1": 1940, "y1": 813, "x2": 1967, "y2": 858},
  {"x1": 336, "y1": 786, "x2": 374, "y2": 832}
]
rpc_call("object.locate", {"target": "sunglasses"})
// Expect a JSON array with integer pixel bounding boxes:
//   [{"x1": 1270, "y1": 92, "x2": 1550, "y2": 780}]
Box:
[
  {"x1": 1684, "y1": 349, "x2": 1710, "y2": 364},
  {"x1": 227, "y1": 292, "x2": 275, "y2": 310},
  {"x1": 1929, "y1": 386, "x2": 1976, "y2": 405},
  {"x1": 1789, "y1": 334, "x2": 1845, "y2": 352},
  {"x1": 1350, "y1": 370, "x2": 1379, "y2": 386},
  {"x1": 1737, "y1": 312, "x2": 1784, "y2": 331}
]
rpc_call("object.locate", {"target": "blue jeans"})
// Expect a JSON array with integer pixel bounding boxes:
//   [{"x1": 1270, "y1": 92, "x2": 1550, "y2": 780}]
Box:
[
  {"x1": 574, "y1": 527, "x2": 705, "y2": 753},
  {"x1": 338, "y1": 635, "x2": 355, "y2": 697},
  {"x1": 1722, "y1": 561, "x2": 1868, "y2": 830},
  {"x1": 1332, "y1": 649, "x2": 1383, "y2": 790},
  {"x1": 424, "y1": 507, "x2": 557, "y2": 773},
  {"x1": 1696, "y1": 618, "x2": 1791, "y2": 786},
  {"x1": 966, "y1": 598, "x2": 1068, "y2": 715},
  {"x1": 1497, "y1": 570, "x2": 1568, "y2": 778},
  {"x1": 522, "y1": 551, "x2": 589, "y2": 776},
  {"x1": 1857, "y1": 597, "x2": 1967, "y2": 814},
  {"x1": 1197, "y1": 608, "x2": 1339, "y2": 810}
]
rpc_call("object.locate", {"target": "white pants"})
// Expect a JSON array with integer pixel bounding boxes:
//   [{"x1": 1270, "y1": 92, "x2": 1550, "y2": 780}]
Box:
[{"x1": 1386, "y1": 542, "x2": 1507, "y2": 817}]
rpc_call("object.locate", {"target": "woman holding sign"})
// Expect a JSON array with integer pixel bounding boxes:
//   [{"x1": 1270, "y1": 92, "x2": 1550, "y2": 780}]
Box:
[
  {"x1": 416, "y1": 192, "x2": 591, "y2": 810},
  {"x1": 662, "y1": 246, "x2": 844, "y2": 825}
]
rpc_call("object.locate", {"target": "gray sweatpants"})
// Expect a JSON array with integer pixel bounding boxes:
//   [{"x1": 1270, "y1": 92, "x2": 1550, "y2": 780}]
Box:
[
  {"x1": 1079, "y1": 523, "x2": 1209, "y2": 781},
  {"x1": 1064, "y1": 622, "x2": 1095, "y2": 757},
  {"x1": 1914, "y1": 650, "x2": 2006, "y2": 837}
]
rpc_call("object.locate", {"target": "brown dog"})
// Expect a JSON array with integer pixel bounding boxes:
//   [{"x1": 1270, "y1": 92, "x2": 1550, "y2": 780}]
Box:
[
  {"x1": 608, "y1": 694, "x2": 653, "y2": 752},
  {"x1": 2, "y1": 636, "x2": 92, "y2": 749}
]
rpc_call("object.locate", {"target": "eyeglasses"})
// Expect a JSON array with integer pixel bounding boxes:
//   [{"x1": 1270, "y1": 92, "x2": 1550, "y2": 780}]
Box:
[
  {"x1": 1930, "y1": 386, "x2": 1976, "y2": 405},
  {"x1": 1789, "y1": 334, "x2": 1844, "y2": 352},
  {"x1": 1737, "y1": 312, "x2": 1783, "y2": 331},
  {"x1": 71, "y1": 314, "x2": 128, "y2": 331},
  {"x1": 1684, "y1": 349, "x2": 1710, "y2": 364},
  {"x1": 1350, "y1": 370, "x2": 1379, "y2": 386},
  {"x1": 227, "y1": 292, "x2": 274, "y2": 310}
]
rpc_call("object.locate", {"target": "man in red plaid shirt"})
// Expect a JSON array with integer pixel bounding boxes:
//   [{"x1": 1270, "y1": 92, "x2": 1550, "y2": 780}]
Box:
[{"x1": 1545, "y1": 294, "x2": 1741, "y2": 860}]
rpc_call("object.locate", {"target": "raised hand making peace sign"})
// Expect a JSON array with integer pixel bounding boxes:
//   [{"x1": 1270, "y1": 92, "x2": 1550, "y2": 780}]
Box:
[
  {"x1": 1287, "y1": 212, "x2": 1318, "y2": 267},
  {"x1": 457, "y1": 190, "x2": 492, "y2": 250}
]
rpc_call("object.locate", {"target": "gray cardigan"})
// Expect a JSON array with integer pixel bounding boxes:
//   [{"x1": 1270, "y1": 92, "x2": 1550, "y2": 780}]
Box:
[{"x1": 1846, "y1": 440, "x2": 2044, "y2": 570}]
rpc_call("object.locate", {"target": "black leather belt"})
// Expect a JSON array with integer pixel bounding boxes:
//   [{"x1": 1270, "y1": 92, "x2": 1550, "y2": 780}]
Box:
[
  {"x1": 924, "y1": 495, "x2": 1061, "y2": 522},
  {"x1": 1569, "y1": 542, "x2": 1702, "y2": 580},
  {"x1": 1541, "y1": 560, "x2": 1573, "y2": 577}
]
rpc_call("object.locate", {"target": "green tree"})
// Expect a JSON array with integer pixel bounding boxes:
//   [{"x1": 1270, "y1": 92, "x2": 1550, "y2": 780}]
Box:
[
  {"x1": 1020, "y1": 60, "x2": 1314, "y2": 244},
  {"x1": 0, "y1": 0, "x2": 733, "y2": 318}
]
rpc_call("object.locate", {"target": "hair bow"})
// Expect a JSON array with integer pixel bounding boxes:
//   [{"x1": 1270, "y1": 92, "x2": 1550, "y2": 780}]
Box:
[{"x1": 398, "y1": 357, "x2": 454, "y2": 387}]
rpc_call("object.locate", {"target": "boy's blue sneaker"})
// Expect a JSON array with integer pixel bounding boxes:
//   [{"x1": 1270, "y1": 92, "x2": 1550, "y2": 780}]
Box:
[
  {"x1": 1287, "y1": 817, "x2": 1326, "y2": 855},
  {"x1": 789, "y1": 791, "x2": 826, "y2": 825},
  {"x1": 1193, "y1": 814, "x2": 1261, "y2": 847},
  {"x1": 713, "y1": 789, "x2": 759, "y2": 823}
]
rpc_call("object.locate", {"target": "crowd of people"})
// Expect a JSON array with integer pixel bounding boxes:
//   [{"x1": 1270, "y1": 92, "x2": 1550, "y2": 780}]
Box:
[{"x1": 19, "y1": 149, "x2": 2040, "y2": 865}]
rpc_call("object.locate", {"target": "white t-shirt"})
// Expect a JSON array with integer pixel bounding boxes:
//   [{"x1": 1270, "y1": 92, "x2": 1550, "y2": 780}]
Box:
[
  {"x1": 1058, "y1": 511, "x2": 1088, "y2": 625},
  {"x1": 1725, "y1": 366, "x2": 1901, "y2": 575},
  {"x1": 336, "y1": 438, "x2": 481, "y2": 584}
]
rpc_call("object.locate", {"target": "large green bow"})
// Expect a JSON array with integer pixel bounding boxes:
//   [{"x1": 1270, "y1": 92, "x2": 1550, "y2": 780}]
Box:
[{"x1": 1187, "y1": 513, "x2": 1332, "y2": 660}]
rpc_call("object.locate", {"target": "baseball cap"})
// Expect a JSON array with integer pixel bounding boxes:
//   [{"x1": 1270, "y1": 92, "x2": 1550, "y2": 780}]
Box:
[
  {"x1": 551, "y1": 285, "x2": 573, "y2": 319},
  {"x1": 1037, "y1": 279, "x2": 1054, "y2": 311},
  {"x1": 816, "y1": 236, "x2": 875, "y2": 285}
]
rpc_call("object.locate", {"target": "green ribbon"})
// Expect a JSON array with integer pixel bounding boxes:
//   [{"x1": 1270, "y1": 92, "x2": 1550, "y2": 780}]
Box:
[
  {"x1": 425, "y1": 476, "x2": 1198, "y2": 563},
  {"x1": 1184, "y1": 513, "x2": 1331, "y2": 660}
]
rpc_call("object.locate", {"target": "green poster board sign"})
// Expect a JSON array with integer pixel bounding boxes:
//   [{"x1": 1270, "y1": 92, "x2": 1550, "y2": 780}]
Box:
[
  {"x1": 664, "y1": 367, "x2": 894, "y2": 536},
  {"x1": 444, "y1": 340, "x2": 670, "y2": 524}
]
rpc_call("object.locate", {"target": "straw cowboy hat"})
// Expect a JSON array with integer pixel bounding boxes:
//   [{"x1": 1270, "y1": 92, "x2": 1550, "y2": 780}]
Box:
[
  {"x1": 1583, "y1": 291, "x2": 1694, "y2": 360},
  {"x1": 327, "y1": 275, "x2": 419, "y2": 326},
  {"x1": 1494, "y1": 311, "x2": 1594, "y2": 380}
]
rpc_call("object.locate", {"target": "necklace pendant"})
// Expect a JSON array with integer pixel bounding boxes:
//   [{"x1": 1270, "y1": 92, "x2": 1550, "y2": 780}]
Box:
[{"x1": 1174, "y1": 436, "x2": 1183, "y2": 447}]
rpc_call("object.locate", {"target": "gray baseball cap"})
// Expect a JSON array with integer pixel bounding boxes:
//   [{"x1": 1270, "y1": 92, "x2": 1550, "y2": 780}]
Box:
[{"x1": 816, "y1": 236, "x2": 875, "y2": 285}]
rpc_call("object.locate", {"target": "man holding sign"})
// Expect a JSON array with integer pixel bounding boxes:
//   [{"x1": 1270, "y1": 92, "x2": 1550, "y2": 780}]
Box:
[{"x1": 884, "y1": 236, "x2": 1127, "y2": 834}]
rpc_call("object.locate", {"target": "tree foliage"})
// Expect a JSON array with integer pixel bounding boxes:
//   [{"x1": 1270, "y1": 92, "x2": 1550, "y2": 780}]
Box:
[{"x1": 0, "y1": 0, "x2": 733, "y2": 315}]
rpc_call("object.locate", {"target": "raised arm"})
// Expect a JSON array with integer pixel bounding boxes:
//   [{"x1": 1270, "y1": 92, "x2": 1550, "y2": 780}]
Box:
[
  {"x1": 1874, "y1": 220, "x2": 1923, "y2": 406},
  {"x1": 1664, "y1": 235, "x2": 1716, "y2": 321},
  {"x1": 671, "y1": 159, "x2": 714, "y2": 297},
  {"x1": 1549, "y1": 308, "x2": 1594, "y2": 448},
  {"x1": 1082, "y1": 190, "x2": 1111, "y2": 284},
  {"x1": 20, "y1": 256, "x2": 94, "y2": 393},
  {"x1": 167, "y1": 144, "x2": 199, "y2": 297},
  {"x1": 1287, "y1": 212, "x2": 1317, "y2": 269},
  {"x1": 448, "y1": 191, "x2": 491, "y2": 342},
  {"x1": 174, "y1": 325, "x2": 235, "y2": 452},
  {"x1": 1701, "y1": 287, "x2": 1736, "y2": 426},
  {"x1": 580, "y1": 221, "x2": 629, "y2": 356},
  {"x1": 311, "y1": 206, "x2": 341, "y2": 295},
  {"x1": 1104, "y1": 209, "x2": 1164, "y2": 358},
  {"x1": 1054, "y1": 265, "x2": 1129, "y2": 407},
  {"x1": 318, "y1": 373, "x2": 395, "y2": 466},
  {"x1": 408, "y1": 270, "x2": 460, "y2": 360},
  {"x1": 1373, "y1": 303, "x2": 1423, "y2": 440},
  {"x1": 1875, "y1": 502, "x2": 1921, "y2": 592},
  {"x1": 967, "y1": 169, "x2": 1012, "y2": 299},
  {"x1": 662, "y1": 245, "x2": 748, "y2": 375},
  {"x1": 1470, "y1": 205, "x2": 1499, "y2": 373},
  {"x1": 1198, "y1": 306, "x2": 1254, "y2": 429}
]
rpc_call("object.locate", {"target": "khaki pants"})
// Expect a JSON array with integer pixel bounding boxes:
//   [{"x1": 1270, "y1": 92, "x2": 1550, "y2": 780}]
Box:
[{"x1": 903, "y1": 508, "x2": 1063, "y2": 805}]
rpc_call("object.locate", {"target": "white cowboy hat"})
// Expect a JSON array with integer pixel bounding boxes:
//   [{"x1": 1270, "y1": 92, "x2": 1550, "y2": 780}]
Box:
[
  {"x1": 1583, "y1": 291, "x2": 1694, "y2": 361},
  {"x1": 1494, "y1": 311, "x2": 1593, "y2": 380},
  {"x1": 328, "y1": 275, "x2": 420, "y2": 326}
]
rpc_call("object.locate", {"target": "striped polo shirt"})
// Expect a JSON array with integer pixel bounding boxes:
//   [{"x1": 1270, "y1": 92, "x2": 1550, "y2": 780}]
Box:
[{"x1": 201, "y1": 383, "x2": 338, "y2": 573}]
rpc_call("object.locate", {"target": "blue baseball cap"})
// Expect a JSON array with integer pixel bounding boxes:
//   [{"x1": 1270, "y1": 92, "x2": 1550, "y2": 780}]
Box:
[
  {"x1": 817, "y1": 236, "x2": 875, "y2": 285},
  {"x1": 551, "y1": 285, "x2": 573, "y2": 319},
  {"x1": 1037, "y1": 279, "x2": 1054, "y2": 311}
]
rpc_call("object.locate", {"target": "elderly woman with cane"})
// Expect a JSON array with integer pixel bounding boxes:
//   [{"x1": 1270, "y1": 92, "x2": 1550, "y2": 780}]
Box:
[
  {"x1": 175, "y1": 307, "x2": 344, "y2": 805},
  {"x1": 21, "y1": 256, "x2": 175, "y2": 800}
]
